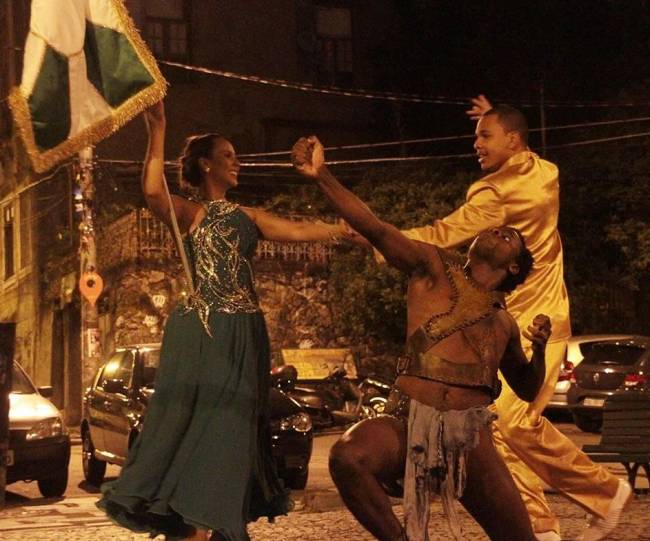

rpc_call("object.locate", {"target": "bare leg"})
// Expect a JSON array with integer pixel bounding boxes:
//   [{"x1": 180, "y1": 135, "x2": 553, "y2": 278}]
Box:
[
  {"x1": 459, "y1": 427, "x2": 535, "y2": 541},
  {"x1": 329, "y1": 416, "x2": 407, "y2": 541}
]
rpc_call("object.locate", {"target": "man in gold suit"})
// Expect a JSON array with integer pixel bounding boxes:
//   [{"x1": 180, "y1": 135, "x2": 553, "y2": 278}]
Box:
[{"x1": 362, "y1": 97, "x2": 631, "y2": 541}]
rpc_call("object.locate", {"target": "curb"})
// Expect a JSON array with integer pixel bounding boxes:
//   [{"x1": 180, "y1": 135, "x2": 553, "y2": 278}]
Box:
[
  {"x1": 302, "y1": 488, "x2": 343, "y2": 513},
  {"x1": 301, "y1": 488, "x2": 402, "y2": 513}
]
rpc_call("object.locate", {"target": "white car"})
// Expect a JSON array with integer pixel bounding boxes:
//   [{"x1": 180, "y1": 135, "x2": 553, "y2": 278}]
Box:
[{"x1": 8, "y1": 362, "x2": 70, "y2": 497}]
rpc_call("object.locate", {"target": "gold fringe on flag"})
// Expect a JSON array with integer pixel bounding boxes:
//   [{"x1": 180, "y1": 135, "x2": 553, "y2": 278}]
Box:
[{"x1": 9, "y1": 0, "x2": 167, "y2": 173}]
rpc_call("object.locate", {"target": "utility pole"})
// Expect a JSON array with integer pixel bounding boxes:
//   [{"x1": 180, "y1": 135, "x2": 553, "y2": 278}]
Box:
[
  {"x1": 539, "y1": 78, "x2": 547, "y2": 157},
  {"x1": 77, "y1": 147, "x2": 102, "y2": 421},
  {"x1": 6, "y1": 0, "x2": 15, "y2": 90}
]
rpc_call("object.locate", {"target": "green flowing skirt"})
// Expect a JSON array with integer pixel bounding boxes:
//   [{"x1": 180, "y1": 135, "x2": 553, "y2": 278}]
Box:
[{"x1": 97, "y1": 307, "x2": 291, "y2": 541}]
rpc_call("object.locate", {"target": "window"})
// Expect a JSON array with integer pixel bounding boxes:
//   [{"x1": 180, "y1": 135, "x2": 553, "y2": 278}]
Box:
[
  {"x1": 99, "y1": 350, "x2": 135, "y2": 392},
  {"x1": 315, "y1": 6, "x2": 353, "y2": 86},
  {"x1": 3, "y1": 205, "x2": 15, "y2": 279},
  {"x1": 140, "y1": 347, "x2": 160, "y2": 388},
  {"x1": 19, "y1": 193, "x2": 31, "y2": 269},
  {"x1": 11, "y1": 363, "x2": 37, "y2": 394},
  {"x1": 144, "y1": 0, "x2": 189, "y2": 61},
  {"x1": 580, "y1": 343, "x2": 646, "y2": 366}
]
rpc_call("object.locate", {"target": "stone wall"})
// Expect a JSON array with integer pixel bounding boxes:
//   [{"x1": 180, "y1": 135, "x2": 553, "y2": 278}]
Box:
[
  {"x1": 255, "y1": 260, "x2": 338, "y2": 353},
  {"x1": 101, "y1": 262, "x2": 184, "y2": 352},
  {"x1": 99, "y1": 258, "x2": 399, "y2": 381}
]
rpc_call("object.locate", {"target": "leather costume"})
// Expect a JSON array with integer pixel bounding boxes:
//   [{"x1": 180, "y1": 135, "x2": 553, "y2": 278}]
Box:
[{"x1": 397, "y1": 248, "x2": 504, "y2": 399}]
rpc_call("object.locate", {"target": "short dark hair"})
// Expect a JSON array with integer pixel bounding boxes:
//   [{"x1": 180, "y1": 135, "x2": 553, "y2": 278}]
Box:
[
  {"x1": 484, "y1": 105, "x2": 529, "y2": 146},
  {"x1": 179, "y1": 133, "x2": 225, "y2": 187},
  {"x1": 497, "y1": 228, "x2": 534, "y2": 293}
]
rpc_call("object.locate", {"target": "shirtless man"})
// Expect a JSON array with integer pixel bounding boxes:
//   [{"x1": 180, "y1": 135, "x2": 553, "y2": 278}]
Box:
[{"x1": 292, "y1": 136, "x2": 551, "y2": 541}]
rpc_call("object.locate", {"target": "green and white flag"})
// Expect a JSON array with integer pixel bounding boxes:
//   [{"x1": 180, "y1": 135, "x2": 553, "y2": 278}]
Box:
[{"x1": 9, "y1": 0, "x2": 167, "y2": 173}]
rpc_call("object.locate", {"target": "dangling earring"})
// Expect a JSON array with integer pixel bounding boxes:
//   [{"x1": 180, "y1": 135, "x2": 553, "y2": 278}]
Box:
[{"x1": 205, "y1": 167, "x2": 210, "y2": 173}]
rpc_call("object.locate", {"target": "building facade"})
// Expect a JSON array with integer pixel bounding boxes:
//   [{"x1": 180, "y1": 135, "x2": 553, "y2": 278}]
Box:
[{"x1": 0, "y1": 0, "x2": 406, "y2": 424}]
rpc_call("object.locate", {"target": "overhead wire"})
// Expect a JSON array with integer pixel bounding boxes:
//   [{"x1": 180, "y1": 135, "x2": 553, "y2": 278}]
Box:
[
  {"x1": 97, "y1": 127, "x2": 650, "y2": 172},
  {"x1": 18, "y1": 193, "x2": 69, "y2": 226},
  {"x1": 93, "y1": 111, "x2": 650, "y2": 173},
  {"x1": 242, "y1": 129, "x2": 650, "y2": 167},
  {"x1": 0, "y1": 160, "x2": 72, "y2": 206},
  {"x1": 160, "y1": 60, "x2": 650, "y2": 109},
  {"x1": 546, "y1": 131, "x2": 650, "y2": 149},
  {"x1": 237, "y1": 115, "x2": 650, "y2": 158},
  {"x1": 160, "y1": 60, "x2": 468, "y2": 105}
]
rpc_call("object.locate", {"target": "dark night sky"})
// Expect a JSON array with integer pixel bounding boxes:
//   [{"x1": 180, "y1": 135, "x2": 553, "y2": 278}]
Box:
[
  {"x1": 383, "y1": 1, "x2": 650, "y2": 102},
  {"x1": 351, "y1": 1, "x2": 650, "y2": 159}
]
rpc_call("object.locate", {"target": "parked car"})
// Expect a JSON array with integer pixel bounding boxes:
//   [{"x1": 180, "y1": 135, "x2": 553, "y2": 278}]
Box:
[
  {"x1": 81, "y1": 344, "x2": 313, "y2": 490},
  {"x1": 545, "y1": 334, "x2": 634, "y2": 412},
  {"x1": 8, "y1": 361, "x2": 70, "y2": 497},
  {"x1": 567, "y1": 335, "x2": 649, "y2": 432}
]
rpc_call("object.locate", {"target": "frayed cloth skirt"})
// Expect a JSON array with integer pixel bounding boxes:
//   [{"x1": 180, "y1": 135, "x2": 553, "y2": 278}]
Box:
[{"x1": 404, "y1": 399, "x2": 496, "y2": 541}]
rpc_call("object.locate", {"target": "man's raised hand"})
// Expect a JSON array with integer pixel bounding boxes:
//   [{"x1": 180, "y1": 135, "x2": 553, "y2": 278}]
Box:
[
  {"x1": 465, "y1": 94, "x2": 493, "y2": 120},
  {"x1": 292, "y1": 135, "x2": 325, "y2": 179},
  {"x1": 522, "y1": 314, "x2": 552, "y2": 353}
]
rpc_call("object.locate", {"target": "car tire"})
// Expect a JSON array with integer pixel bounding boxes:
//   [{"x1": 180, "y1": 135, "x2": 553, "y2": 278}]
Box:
[
  {"x1": 286, "y1": 469, "x2": 309, "y2": 490},
  {"x1": 37, "y1": 468, "x2": 68, "y2": 498},
  {"x1": 573, "y1": 412, "x2": 602, "y2": 433},
  {"x1": 82, "y1": 429, "x2": 107, "y2": 486}
]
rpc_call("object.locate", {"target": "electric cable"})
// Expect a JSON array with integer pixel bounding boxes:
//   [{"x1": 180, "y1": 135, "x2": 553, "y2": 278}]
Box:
[
  {"x1": 160, "y1": 60, "x2": 650, "y2": 109},
  {"x1": 238, "y1": 115, "x2": 650, "y2": 158}
]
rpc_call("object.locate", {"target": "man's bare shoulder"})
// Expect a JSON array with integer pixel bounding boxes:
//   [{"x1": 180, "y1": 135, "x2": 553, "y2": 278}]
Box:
[
  {"x1": 409, "y1": 240, "x2": 451, "y2": 277},
  {"x1": 494, "y1": 309, "x2": 519, "y2": 338}
]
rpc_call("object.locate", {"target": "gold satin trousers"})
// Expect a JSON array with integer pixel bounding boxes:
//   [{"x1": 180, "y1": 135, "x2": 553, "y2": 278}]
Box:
[{"x1": 490, "y1": 341, "x2": 620, "y2": 534}]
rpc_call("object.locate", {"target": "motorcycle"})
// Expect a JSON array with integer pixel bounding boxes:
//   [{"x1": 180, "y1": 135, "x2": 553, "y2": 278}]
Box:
[
  {"x1": 357, "y1": 375, "x2": 391, "y2": 415},
  {"x1": 271, "y1": 364, "x2": 386, "y2": 430}
]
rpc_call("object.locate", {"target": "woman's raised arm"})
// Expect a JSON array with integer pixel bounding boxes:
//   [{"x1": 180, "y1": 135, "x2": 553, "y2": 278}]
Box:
[{"x1": 141, "y1": 101, "x2": 196, "y2": 233}]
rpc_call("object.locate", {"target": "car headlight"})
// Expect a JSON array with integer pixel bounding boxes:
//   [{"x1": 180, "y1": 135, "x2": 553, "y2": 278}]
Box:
[
  {"x1": 26, "y1": 417, "x2": 68, "y2": 441},
  {"x1": 279, "y1": 412, "x2": 312, "y2": 433}
]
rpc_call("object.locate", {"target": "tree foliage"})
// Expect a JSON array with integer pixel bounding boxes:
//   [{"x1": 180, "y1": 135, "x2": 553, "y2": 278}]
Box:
[
  {"x1": 267, "y1": 163, "x2": 471, "y2": 345},
  {"x1": 267, "y1": 136, "x2": 650, "y2": 342},
  {"x1": 554, "y1": 138, "x2": 650, "y2": 333}
]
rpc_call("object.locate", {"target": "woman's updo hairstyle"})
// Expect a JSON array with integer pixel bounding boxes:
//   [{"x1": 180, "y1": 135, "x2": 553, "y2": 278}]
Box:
[{"x1": 179, "y1": 132, "x2": 224, "y2": 188}]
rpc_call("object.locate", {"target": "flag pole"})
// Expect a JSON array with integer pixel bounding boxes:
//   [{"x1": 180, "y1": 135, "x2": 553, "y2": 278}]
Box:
[{"x1": 161, "y1": 174, "x2": 195, "y2": 295}]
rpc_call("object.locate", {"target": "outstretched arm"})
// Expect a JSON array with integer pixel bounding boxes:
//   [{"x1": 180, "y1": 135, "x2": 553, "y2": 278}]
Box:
[
  {"x1": 240, "y1": 207, "x2": 349, "y2": 242},
  {"x1": 499, "y1": 314, "x2": 551, "y2": 402},
  {"x1": 141, "y1": 101, "x2": 197, "y2": 233},
  {"x1": 390, "y1": 93, "x2": 500, "y2": 251},
  {"x1": 292, "y1": 136, "x2": 427, "y2": 273}
]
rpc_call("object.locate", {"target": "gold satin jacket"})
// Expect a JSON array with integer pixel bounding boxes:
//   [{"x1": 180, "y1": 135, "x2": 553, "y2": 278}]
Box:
[{"x1": 403, "y1": 150, "x2": 571, "y2": 343}]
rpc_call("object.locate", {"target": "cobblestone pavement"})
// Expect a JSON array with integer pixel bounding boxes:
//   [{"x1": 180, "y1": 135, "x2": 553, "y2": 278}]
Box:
[
  {"x1": 3, "y1": 428, "x2": 649, "y2": 539},
  {"x1": 0, "y1": 493, "x2": 648, "y2": 540}
]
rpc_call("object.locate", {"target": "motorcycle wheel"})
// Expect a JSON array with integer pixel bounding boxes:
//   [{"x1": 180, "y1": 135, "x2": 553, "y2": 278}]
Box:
[{"x1": 369, "y1": 396, "x2": 387, "y2": 415}]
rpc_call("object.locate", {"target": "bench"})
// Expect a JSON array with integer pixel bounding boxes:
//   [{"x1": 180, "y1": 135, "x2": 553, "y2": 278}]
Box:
[{"x1": 582, "y1": 389, "x2": 650, "y2": 493}]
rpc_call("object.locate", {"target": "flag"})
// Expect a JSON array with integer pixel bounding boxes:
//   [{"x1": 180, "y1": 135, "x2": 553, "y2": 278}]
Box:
[{"x1": 9, "y1": 0, "x2": 167, "y2": 173}]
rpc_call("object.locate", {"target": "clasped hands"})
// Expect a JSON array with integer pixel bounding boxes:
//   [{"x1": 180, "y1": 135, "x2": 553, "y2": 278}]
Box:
[{"x1": 291, "y1": 135, "x2": 325, "y2": 180}]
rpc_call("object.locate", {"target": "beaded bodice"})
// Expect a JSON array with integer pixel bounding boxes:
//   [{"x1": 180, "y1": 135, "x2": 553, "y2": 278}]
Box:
[{"x1": 182, "y1": 200, "x2": 260, "y2": 334}]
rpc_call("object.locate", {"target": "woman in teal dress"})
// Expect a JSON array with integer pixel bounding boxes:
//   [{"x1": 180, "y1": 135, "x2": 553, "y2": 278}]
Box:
[{"x1": 97, "y1": 101, "x2": 347, "y2": 541}]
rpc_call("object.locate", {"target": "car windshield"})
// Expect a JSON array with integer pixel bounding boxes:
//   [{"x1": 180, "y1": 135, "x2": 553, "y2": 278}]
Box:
[
  {"x1": 580, "y1": 343, "x2": 646, "y2": 366},
  {"x1": 141, "y1": 348, "x2": 160, "y2": 388},
  {"x1": 11, "y1": 364, "x2": 37, "y2": 394}
]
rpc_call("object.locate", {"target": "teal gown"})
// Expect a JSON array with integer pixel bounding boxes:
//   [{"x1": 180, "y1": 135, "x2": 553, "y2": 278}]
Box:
[{"x1": 97, "y1": 200, "x2": 291, "y2": 541}]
